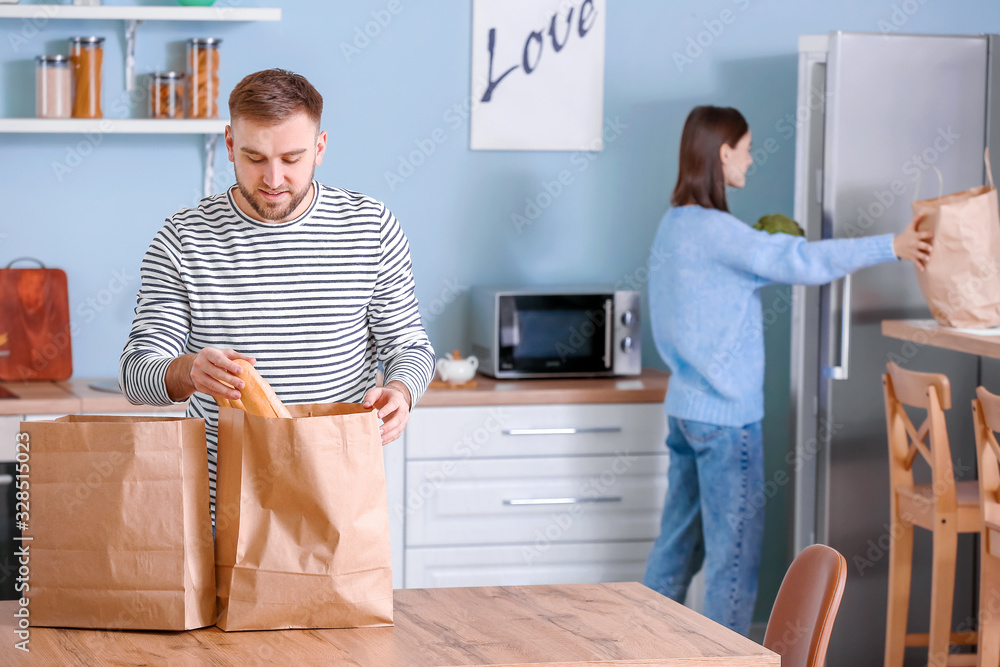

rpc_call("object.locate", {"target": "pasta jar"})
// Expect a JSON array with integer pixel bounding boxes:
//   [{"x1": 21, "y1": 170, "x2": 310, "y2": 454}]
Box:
[
  {"x1": 35, "y1": 55, "x2": 72, "y2": 119},
  {"x1": 150, "y1": 72, "x2": 186, "y2": 119},
  {"x1": 187, "y1": 38, "x2": 221, "y2": 119},
  {"x1": 69, "y1": 36, "x2": 105, "y2": 119}
]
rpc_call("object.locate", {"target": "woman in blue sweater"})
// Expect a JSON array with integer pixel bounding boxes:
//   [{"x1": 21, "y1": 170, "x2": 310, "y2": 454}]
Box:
[{"x1": 642, "y1": 106, "x2": 932, "y2": 635}]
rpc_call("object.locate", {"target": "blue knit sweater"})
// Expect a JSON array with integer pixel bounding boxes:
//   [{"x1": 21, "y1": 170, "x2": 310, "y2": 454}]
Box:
[{"x1": 650, "y1": 205, "x2": 898, "y2": 427}]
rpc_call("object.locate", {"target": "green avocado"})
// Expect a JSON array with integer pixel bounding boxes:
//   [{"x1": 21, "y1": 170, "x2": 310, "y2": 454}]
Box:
[{"x1": 753, "y1": 213, "x2": 805, "y2": 237}]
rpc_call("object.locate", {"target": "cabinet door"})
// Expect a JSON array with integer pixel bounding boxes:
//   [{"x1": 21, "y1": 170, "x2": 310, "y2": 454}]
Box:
[
  {"x1": 405, "y1": 541, "x2": 655, "y2": 589},
  {"x1": 0, "y1": 416, "x2": 25, "y2": 463},
  {"x1": 406, "y1": 403, "x2": 668, "y2": 460},
  {"x1": 382, "y1": 436, "x2": 405, "y2": 589},
  {"x1": 406, "y1": 454, "x2": 668, "y2": 546}
]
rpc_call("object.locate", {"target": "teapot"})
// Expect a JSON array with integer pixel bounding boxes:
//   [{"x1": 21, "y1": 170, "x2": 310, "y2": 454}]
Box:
[{"x1": 436, "y1": 352, "x2": 479, "y2": 384}]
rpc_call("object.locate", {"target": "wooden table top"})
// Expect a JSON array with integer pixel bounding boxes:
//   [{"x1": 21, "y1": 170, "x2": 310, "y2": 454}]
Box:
[
  {"x1": 882, "y1": 319, "x2": 1000, "y2": 360},
  {"x1": 1, "y1": 582, "x2": 777, "y2": 666}
]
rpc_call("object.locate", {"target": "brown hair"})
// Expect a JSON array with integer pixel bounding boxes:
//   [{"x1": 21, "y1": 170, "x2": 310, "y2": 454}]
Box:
[
  {"x1": 671, "y1": 106, "x2": 748, "y2": 212},
  {"x1": 228, "y1": 68, "x2": 323, "y2": 126}
]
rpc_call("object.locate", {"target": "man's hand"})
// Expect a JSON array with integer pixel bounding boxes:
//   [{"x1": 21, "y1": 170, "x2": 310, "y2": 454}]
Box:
[
  {"x1": 893, "y1": 213, "x2": 933, "y2": 271},
  {"x1": 166, "y1": 348, "x2": 257, "y2": 403},
  {"x1": 363, "y1": 380, "x2": 412, "y2": 446}
]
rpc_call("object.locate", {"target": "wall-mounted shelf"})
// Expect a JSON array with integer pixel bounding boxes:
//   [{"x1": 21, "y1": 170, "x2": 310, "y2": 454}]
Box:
[
  {"x1": 0, "y1": 5, "x2": 281, "y2": 22},
  {"x1": 0, "y1": 118, "x2": 228, "y2": 134},
  {"x1": 0, "y1": 5, "x2": 280, "y2": 197},
  {"x1": 0, "y1": 5, "x2": 282, "y2": 91}
]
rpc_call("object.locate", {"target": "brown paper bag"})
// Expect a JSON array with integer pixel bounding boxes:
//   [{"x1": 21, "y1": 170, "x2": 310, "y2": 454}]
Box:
[
  {"x1": 913, "y1": 150, "x2": 1000, "y2": 328},
  {"x1": 21, "y1": 415, "x2": 216, "y2": 630},
  {"x1": 214, "y1": 402, "x2": 393, "y2": 631}
]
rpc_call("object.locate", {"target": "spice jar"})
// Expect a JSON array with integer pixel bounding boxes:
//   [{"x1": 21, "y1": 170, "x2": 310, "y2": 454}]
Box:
[
  {"x1": 69, "y1": 36, "x2": 105, "y2": 119},
  {"x1": 150, "y1": 72, "x2": 186, "y2": 119},
  {"x1": 187, "y1": 38, "x2": 221, "y2": 119},
  {"x1": 35, "y1": 55, "x2": 72, "y2": 119}
]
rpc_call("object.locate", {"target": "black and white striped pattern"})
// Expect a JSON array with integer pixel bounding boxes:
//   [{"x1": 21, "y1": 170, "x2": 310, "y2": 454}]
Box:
[{"x1": 120, "y1": 183, "x2": 435, "y2": 504}]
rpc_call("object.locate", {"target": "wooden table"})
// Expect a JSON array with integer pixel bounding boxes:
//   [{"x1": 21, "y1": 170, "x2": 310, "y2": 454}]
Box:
[
  {"x1": 882, "y1": 319, "x2": 1000, "y2": 359},
  {"x1": 0, "y1": 582, "x2": 777, "y2": 666}
]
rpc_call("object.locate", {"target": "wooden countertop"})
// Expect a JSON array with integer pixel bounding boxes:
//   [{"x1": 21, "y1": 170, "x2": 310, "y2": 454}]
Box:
[
  {"x1": 882, "y1": 319, "x2": 1000, "y2": 360},
  {"x1": 0, "y1": 369, "x2": 669, "y2": 416},
  {"x1": 418, "y1": 368, "x2": 669, "y2": 406},
  {"x1": 0, "y1": 582, "x2": 776, "y2": 666},
  {"x1": 0, "y1": 378, "x2": 184, "y2": 417}
]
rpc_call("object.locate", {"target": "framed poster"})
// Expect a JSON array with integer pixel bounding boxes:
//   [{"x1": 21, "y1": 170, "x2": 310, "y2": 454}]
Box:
[{"x1": 470, "y1": 0, "x2": 606, "y2": 151}]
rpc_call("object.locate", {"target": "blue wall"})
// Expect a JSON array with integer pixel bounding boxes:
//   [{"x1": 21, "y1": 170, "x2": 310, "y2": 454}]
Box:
[{"x1": 3, "y1": 0, "x2": 1000, "y2": 620}]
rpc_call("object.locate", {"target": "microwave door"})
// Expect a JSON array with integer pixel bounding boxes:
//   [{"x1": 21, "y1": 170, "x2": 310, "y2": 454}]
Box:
[
  {"x1": 499, "y1": 297, "x2": 519, "y2": 347},
  {"x1": 498, "y1": 294, "x2": 613, "y2": 377}
]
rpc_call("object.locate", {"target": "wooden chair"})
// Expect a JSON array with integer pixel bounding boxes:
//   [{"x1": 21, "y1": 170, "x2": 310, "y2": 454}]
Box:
[
  {"x1": 883, "y1": 362, "x2": 981, "y2": 667},
  {"x1": 972, "y1": 387, "x2": 1000, "y2": 667},
  {"x1": 764, "y1": 544, "x2": 847, "y2": 667}
]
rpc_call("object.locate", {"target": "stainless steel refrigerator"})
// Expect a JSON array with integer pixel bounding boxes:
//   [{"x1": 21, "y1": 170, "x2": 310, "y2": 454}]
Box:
[{"x1": 790, "y1": 31, "x2": 1000, "y2": 666}]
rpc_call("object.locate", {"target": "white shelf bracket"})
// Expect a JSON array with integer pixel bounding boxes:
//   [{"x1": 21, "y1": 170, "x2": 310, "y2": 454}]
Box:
[
  {"x1": 203, "y1": 133, "x2": 220, "y2": 199},
  {"x1": 124, "y1": 19, "x2": 141, "y2": 92}
]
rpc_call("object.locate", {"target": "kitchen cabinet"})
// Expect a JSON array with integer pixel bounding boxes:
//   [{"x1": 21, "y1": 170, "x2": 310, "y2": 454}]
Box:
[
  {"x1": 0, "y1": 416, "x2": 20, "y2": 463},
  {"x1": 402, "y1": 400, "x2": 705, "y2": 611}
]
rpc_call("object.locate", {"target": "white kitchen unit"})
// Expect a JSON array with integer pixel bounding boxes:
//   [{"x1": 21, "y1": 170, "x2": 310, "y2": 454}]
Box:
[{"x1": 402, "y1": 401, "x2": 683, "y2": 594}]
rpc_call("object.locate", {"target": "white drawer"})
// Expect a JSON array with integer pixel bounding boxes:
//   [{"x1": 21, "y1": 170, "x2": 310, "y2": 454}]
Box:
[
  {"x1": 406, "y1": 403, "x2": 667, "y2": 460},
  {"x1": 405, "y1": 454, "x2": 668, "y2": 546},
  {"x1": 405, "y1": 541, "x2": 654, "y2": 589}
]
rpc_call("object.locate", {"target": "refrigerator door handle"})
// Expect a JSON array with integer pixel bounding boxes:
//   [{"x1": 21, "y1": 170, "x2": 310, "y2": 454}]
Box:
[{"x1": 822, "y1": 273, "x2": 851, "y2": 380}]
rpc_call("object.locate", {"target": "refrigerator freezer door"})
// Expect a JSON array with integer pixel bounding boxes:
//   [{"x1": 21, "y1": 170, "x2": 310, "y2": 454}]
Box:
[
  {"x1": 823, "y1": 31, "x2": 989, "y2": 314},
  {"x1": 815, "y1": 31, "x2": 989, "y2": 667}
]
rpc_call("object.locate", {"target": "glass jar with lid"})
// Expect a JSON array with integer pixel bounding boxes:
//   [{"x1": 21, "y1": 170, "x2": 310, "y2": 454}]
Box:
[
  {"x1": 150, "y1": 72, "x2": 186, "y2": 119},
  {"x1": 187, "y1": 38, "x2": 222, "y2": 119},
  {"x1": 69, "y1": 36, "x2": 105, "y2": 119},
  {"x1": 35, "y1": 55, "x2": 72, "y2": 119}
]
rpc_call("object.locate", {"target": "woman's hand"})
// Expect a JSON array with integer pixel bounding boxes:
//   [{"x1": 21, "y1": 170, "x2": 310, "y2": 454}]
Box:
[{"x1": 893, "y1": 213, "x2": 933, "y2": 271}]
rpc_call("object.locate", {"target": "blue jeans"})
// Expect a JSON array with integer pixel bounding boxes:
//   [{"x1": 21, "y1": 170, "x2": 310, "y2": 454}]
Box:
[{"x1": 643, "y1": 416, "x2": 764, "y2": 636}]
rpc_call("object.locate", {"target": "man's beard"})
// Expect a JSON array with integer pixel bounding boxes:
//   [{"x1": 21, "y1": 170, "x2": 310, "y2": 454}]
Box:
[{"x1": 234, "y1": 163, "x2": 315, "y2": 222}]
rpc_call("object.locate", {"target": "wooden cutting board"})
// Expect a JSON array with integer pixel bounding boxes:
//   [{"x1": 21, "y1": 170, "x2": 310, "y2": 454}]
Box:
[{"x1": 0, "y1": 263, "x2": 72, "y2": 381}]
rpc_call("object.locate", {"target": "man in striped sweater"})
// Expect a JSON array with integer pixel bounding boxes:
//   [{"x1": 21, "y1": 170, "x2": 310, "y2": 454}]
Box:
[{"x1": 119, "y1": 69, "x2": 435, "y2": 506}]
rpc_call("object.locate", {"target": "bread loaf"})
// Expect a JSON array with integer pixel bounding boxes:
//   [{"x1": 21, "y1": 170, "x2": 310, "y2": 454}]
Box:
[{"x1": 213, "y1": 359, "x2": 291, "y2": 418}]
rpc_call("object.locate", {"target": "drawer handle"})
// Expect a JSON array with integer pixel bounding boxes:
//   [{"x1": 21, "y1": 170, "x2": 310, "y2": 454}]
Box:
[
  {"x1": 502, "y1": 427, "x2": 622, "y2": 436},
  {"x1": 503, "y1": 496, "x2": 623, "y2": 506}
]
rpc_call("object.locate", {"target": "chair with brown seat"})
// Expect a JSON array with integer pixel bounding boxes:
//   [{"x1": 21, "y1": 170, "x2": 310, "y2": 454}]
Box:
[
  {"x1": 764, "y1": 544, "x2": 847, "y2": 667},
  {"x1": 883, "y1": 362, "x2": 981, "y2": 667},
  {"x1": 971, "y1": 386, "x2": 1000, "y2": 667}
]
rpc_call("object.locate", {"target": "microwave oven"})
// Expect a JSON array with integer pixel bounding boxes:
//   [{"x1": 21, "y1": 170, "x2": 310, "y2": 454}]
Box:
[{"x1": 470, "y1": 287, "x2": 641, "y2": 379}]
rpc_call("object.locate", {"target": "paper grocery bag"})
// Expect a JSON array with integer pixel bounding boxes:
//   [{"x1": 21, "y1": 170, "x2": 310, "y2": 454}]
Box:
[
  {"x1": 913, "y1": 149, "x2": 1000, "y2": 328},
  {"x1": 21, "y1": 415, "x2": 216, "y2": 630},
  {"x1": 214, "y1": 402, "x2": 393, "y2": 631}
]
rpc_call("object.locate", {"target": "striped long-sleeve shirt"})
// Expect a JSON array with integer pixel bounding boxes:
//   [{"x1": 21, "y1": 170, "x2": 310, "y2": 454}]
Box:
[{"x1": 119, "y1": 182, "x2": 435, "y2": 503}]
